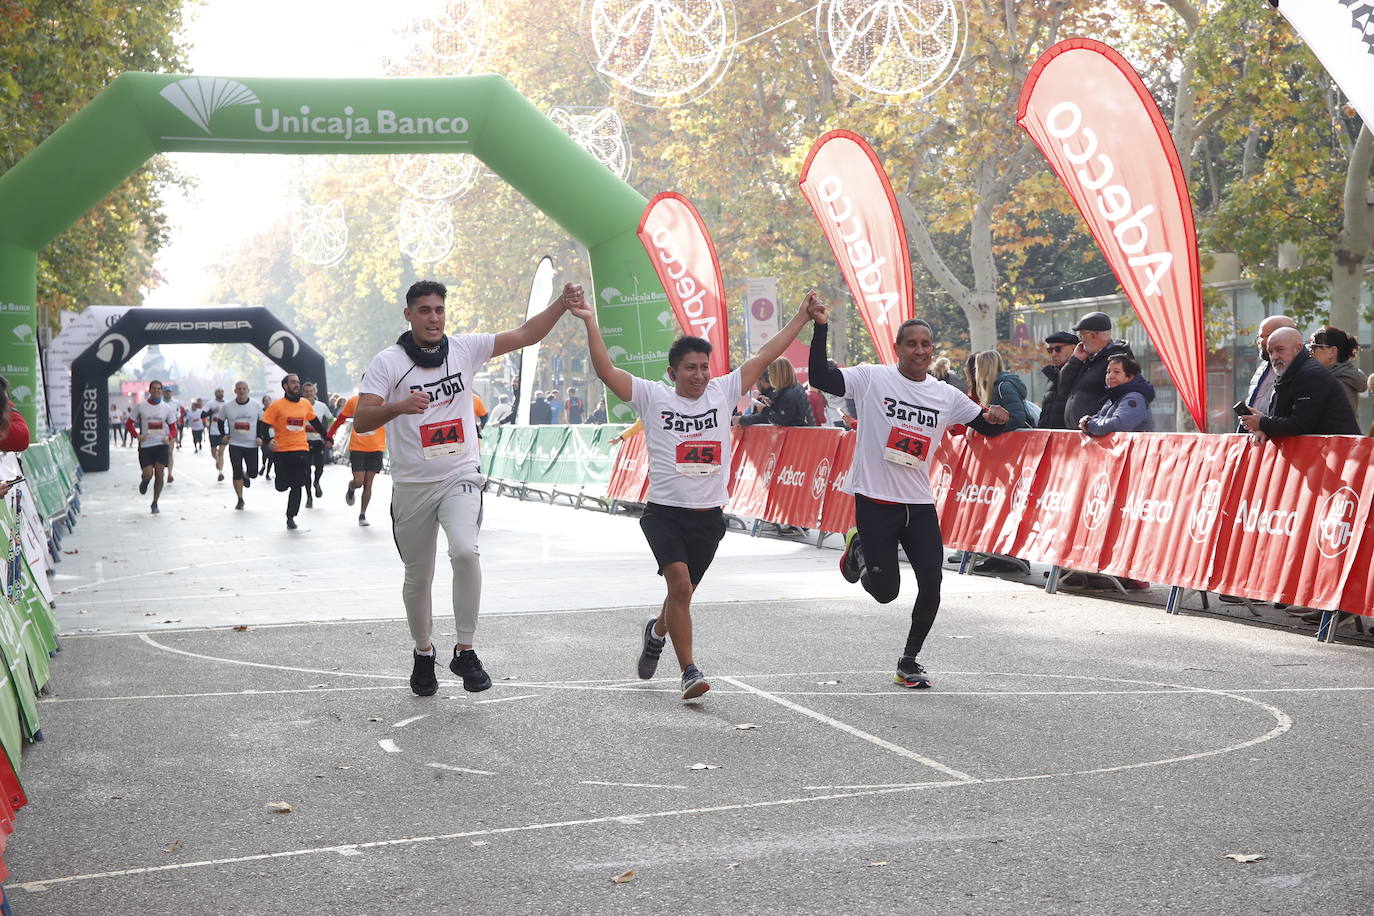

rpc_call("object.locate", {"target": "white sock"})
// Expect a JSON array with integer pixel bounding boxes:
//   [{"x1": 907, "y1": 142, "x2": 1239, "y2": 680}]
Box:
[{"x1": 416, "y1": 647, "x2": 434, "y2": 657}]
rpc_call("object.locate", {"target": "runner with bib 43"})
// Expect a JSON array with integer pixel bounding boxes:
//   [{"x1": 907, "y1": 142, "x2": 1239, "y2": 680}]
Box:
[{"x1": 808, "y1": 306, "x2": 1009, "y2": 689}]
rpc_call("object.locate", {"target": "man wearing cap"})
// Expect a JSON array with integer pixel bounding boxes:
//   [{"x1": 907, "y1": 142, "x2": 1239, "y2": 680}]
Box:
[
  {"x1": 1038, "y1": 331, "x2": 1079, "y2": 429},
  {"x1": 1057, "y1": 311, "x2": 1133, "y2": 427}
]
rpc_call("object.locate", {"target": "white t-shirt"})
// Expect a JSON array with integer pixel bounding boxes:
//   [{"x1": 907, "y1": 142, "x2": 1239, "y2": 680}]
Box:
[
  {"x1": 360, "y1": 333, "x2": 495, "y2": 484},
  {"x1": 130, "y1": 400, "x2": 178, "y2": 447},
  {"x1": 221, "y1": 398, "x2": 264, "y2": 449},
  {"x1": 630, "y1": 368, "x2": 742, "y2": 509},
  {"x1": 306, "y1": 399, "x2": 333, "y2": 442},
  {"x1": 840, "y1": 365, "x2": 984, "y2": 504},
  {"x1": 206, "y1": 399, "x2": 227, "y2": 435}
]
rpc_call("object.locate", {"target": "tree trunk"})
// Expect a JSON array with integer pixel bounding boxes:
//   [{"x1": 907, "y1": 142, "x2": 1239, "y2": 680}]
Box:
[{"x1": 1330, "y1": 125, "x2": 1374, "y2": 336}]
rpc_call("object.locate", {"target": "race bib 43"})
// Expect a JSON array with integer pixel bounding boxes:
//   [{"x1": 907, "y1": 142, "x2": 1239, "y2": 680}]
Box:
[{"x1": 883, "y1": 426, "x2": 931, "y2": 468}]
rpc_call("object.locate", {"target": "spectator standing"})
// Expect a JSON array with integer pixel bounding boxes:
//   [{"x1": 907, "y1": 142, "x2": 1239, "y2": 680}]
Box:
[
  {"x1": 565, "y1": 388, "x2": 585, "y2": 424},
  {"x1": 969, "y1": 350, "x2": 1030, "y2": 431},
  {"x1": 1080, "y1": 355, "x2": 1155, "y2": 436},
  {"x1": 1239, "y1": 328, "x2": 1360, "y2": 439},
  {"x1": 530, "y1": 390, "x2": 551, "y2": 424},
  {"x1": 1308, "y1": 327, "x2": 1363, "y2": 415},
  {"x1": 1239, "y1": 315, "x2": 1297, "y2": 429},
  {"x1": 1058, "y1": 311, "x2": 1133, "y2": 427},
  {"x1": 734, "y1": 358, "x2": 812, "y2": 427},
  {"x1": 546, "y1": 391, "x2": 563, "y2": 424},
  {"x1": 488, "y1": 394, "x2": 514, "y2": 427},
  {"x1": 1038, "y1": 331, "x2": 1078, "y2": 429},
  {"x1": 588, "y1": 400, "x2": 608, "y2": 424}
]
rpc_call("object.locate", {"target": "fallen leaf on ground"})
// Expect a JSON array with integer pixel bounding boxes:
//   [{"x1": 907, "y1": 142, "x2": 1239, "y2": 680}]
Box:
[
  {"x1": 265, "y1": 802, "x2": 293, "y2": 814},
  {"x1": 162, "y1": 839, "x2": 182, "y2": 853},
  {"x1": 688, "y1": 763, "x2": 721, "y2": 770},
  {"x1": 734, "y1": 723, "x2": 760, "y2": 730},
  {"x1": 63, "y1": 550, "x2": 77, "y2": 555},
  {"x1": 1225, "y1": 853, "x2": 1265, "y2": 863},
  {"x1": 232, "y1": 625, "x2": 249, "y2": 632},
  {"x1": 367, "y1": 717, "x2": 382, "y2": 722},
  {"x1": 864, "y1": 861, "x2": 888, "y2": 868},
  {"x1": 471, "y1": 840, "x2": 488, "y2": 847},
  {"x1": 817, "y1": 680, "x2": 840, "y2": 685},
  {"x1": 725, "y1": 862, "x2": 740, "y2": 870},
  {"x1": 611, "y1": 870, "x2": 635, "y2": 884},
  {"x1": 308, "y1": 684, "x2": 328, "y2": 688}
]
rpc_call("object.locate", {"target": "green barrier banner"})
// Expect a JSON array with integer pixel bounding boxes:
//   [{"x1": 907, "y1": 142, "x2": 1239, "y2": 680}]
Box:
[
  {"x1": 484, "y1": 424, "x2": 629, "y2": 489},
  {"x1": 1, "y1": 73, "x2": 673, "y2": 436}
]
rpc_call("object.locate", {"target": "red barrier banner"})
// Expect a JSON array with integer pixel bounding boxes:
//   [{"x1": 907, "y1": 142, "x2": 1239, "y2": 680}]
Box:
[
  {"x1": 1009, "y1": 432, "x2": 1131, "y2": 570},
  {"x1": 799, "y1": 130, "x2": 913, "y2": 366},
  {"x1": 764, "y1": 427, "x2": 844, "y2": 528},
  {"x1": 1098, "y1": 434, "x2": 1247, "y2": 588},
  {"x1": 940, "y1": 431, "x2": 1052, "y2": 556},
  {"x1": 1210, "y1": 436, "x2": 1374, "y2": 611},
  {"x1": 727, "y1": 425, "x2": 786, "y2": 519},
  {"x1": 1018, "y1": 39, "x2": 1207, "y2": 430},
  {"x1": 818, "y1": 429, "x2": 857, "y2": 535},
  {"x1": 605, "y1": 432, "x2": 649, "y2": 503},
  {"x1": 637, "y1": 192, "x2": 731, "y2": 378}
]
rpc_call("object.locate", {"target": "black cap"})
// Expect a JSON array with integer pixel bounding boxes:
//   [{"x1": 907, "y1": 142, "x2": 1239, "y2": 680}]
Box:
[
  {"x1": 1044, "y1": 331, "x2": 1079, "y2": 346},
  {"x1": 1072, "y1": 311, "x2": 1112, "y2": 332}
]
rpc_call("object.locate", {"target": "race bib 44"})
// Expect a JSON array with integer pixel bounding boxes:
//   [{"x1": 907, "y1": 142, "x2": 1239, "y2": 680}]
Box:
[
  {"x1": 883, "y1": 426, "x2": 932, "y2": 468},
  {"x1": 420, "y1": 417, "x2": 466, "y2": 460},
  {"x1": 675, "y1": 440, "x2": 721, "y2": 476}
]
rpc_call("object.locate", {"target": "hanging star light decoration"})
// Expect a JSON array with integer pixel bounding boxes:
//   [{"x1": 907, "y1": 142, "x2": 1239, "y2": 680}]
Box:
[{"x1": 548, "y1": 106, "x2": 633, "y2": 179}]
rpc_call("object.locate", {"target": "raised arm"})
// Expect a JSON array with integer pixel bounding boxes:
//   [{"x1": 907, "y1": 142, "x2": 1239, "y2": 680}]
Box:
[
  {"x1": 492, "y1": 282, "x2": 582, "y2": 359},
  {"x1": 738, "y1": 291, "x2": 819, "y2": 396},
  {"x1": 568, "y1": 296, "x2": 635, "y2": 404},
  {"x1": 806, "y1": 303, "x2": 845, "y2": 396}
]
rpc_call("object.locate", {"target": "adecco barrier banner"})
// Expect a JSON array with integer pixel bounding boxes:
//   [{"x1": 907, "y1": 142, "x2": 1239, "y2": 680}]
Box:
[
  {"x1": 764, "y1": 427, "x2": 843, "y2": 528},
  {"x1": 603, "y1": 427, "x2": 1374, "y2": 616},
  {"x1": 1018, "y1": 40, "x2": 1207, "y2": 430}
]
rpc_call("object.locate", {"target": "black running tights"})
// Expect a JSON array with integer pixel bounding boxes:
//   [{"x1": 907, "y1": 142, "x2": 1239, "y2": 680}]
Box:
[{"x1": 854, "y1": 495, "x2": 944, "y2": 658}]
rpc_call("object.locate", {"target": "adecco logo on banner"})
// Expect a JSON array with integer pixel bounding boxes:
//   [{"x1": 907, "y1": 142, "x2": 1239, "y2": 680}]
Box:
[
  {"x1": 1316, "y1": 486, "x2": 1360, "y2": 559},
  {"x1": 160, "y1": 77, "x2": 470, "y2": 140},
  {"x1": 1082, "y1": 472, "x2": 1112, "y2": 531}
]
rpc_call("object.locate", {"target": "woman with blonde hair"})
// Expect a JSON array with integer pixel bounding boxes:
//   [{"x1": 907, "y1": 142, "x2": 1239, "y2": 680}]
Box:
[
  {"x1": 736, "y1": 357, "x2": 812, "y2": 427},
  {"x1": 969, "y1": 350, "x2": 1029, "y2": 431}
]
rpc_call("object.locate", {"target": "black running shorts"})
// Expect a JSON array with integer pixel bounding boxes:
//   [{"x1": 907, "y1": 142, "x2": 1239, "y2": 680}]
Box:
[
  {"x1": 638, "y1": 502, "x2": 727, "y2": 586},
  {"x1": 308, "y1": 439, "x2": 329, "y2": 467},
  {"x1": 137, "y1": 444, "x2": 169, "y2": 469},
  {"x1": 350, "y1": 450, "x2": 384, "y2": 473},
  {"x1": 273, "y1": 450, "x2": 311, "y2": 491},
  {"x1": 229, "y1": 444, "x2": 259, "y2": 482}
]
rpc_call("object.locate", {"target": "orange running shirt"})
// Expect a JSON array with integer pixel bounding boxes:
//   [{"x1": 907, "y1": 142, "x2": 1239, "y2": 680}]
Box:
[
  {"x1": 336, "y1": 394, "x2": 385, "y2": 452},
  {"x1": 261, "y1": 397, "x2": 316, "y2": 453}
]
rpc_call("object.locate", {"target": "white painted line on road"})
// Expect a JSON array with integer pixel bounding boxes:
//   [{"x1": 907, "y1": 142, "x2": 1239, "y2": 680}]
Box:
[
  {"x1": 426, "y1": 762, "x2": 497, "y2": 776},
  {"x1": 392, "y1": 715, "x2": 429, "y2": 728},
  {"x1": 474, "y1": 694, "x2": 538, "y2": 705},
  {"x1": 377, "y1": 739, "x2": 401, "y2": 754},
  {"x1": 138, "y1": 634, "x2": 406, "y2": 681},
  {"x1": 581, "y1": 781, "x2": 687, "y2": 789},
  {"x1": 720, "y1": 676, "x2": 977, "y2": 783}
]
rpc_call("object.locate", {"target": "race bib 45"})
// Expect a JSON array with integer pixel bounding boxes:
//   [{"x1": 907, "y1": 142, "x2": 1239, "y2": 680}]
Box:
[{"x1": 675, "y1": 440, "x2": 721, "y2": 476}]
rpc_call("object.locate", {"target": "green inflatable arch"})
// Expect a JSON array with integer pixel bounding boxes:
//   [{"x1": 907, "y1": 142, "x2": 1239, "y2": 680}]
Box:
[{"x1": 0, "y1": 72, "x2": 673, "y2": 430}]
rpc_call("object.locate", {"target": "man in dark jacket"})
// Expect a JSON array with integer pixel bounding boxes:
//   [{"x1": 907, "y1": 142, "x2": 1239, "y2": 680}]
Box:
[
  {"x1": 1038, "y1": 330, "x2": 1078, "y2": 429},
  {"x1": 1239, "y1": 327, "x2": 1360, "y2": 439},
  {"x1": 1058, "y1": 311, "x2": 1133, "y2": 426}
]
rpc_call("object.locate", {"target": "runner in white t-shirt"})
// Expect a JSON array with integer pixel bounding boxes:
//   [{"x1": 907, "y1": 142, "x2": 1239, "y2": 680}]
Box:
[
  {"x1": 354, "y1": 278, "x2": 583, "y2": 697},
  {"x1": 808, "y1": 306, "x2": 1009, "y2": 689},
  {"x1": 573, "y1": 291, "x2": 823, "y2": 701},
  {"x1": 220, "y1": 380, "x2": 265, "y2": 511},
  {"x1": 207, "y1": 388, "x2": 229, "y2": 481},
  {"x1": 125, "y1": 379, "x2": 178, "y2": 514}
]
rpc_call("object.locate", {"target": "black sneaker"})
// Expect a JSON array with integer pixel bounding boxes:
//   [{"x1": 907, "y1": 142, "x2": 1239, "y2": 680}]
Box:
[
  {"x1": 681, "y1": 664, "x2": 710, "y2": 700},
  {"x1": 286, "y1": 517, "x2": 297, "y2": 530},
  {"x1": 306, "y1": 495, "x2": 314, "y2": 509},
  {"x1": 839, "y1": 527, "x2": 863, "y2": 583},
  {"x1": 410, "y1": 650, "x2": 438, "y2": 696},
  {"x1": 150, "y1": 502, "x2": 159, "y2": 515},
  {"x1": 235, "y1": 498, "x2": 245, "y2": 510},
  {"x1": 345, "y1": 485, "x2": 356, "y2": 506},
  {"x1": 894, "y1": 656, "x2": 931, "y2": 689},
  {"x1": 637, "y1": 617, "x2": 666, "y2": 680},
  {"x1": 139, "y1": 478, "x2": 150, "y2": 495},
  {"x1": 450, "y1": 648, "x2": 492, "y2": 692},
  {"x1": 315, "y1": 483, "x2": 323, "y2": 497},
  {"x1": 242, "y1": 477, "x2": 251, "y2": 489},
  {"x1": 358, "y1": 514, "x2": 370, "y2": 527}
]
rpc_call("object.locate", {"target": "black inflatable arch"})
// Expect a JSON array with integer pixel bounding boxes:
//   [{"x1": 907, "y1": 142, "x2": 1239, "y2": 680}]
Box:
[{"x1": 71, "y1": 307, "x2": 328, "y2": 471}]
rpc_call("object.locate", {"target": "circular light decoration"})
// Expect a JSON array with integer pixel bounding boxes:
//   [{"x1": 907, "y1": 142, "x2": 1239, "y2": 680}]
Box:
[
  {"x1": 389, "y1": 153, "x2": 480, "y2": 201},
  {"x1": 397, "y1": 198, "x2": 455, "y2": 264},
  {"x1": 582, "y1": 0, "x2": 736, "y2": 107},
  {"x1": 548, "y1": 106, "x2": 632, "y2": 179},
  {"x1": 817, "y1": 0, "x2": 965, "y2": 105},
  {"x1": 426, "y1": 0, "x2": 489, "y2": 73},
  {"x1": 289, "y1": 199, "x2": 349, "y2": 267}
]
